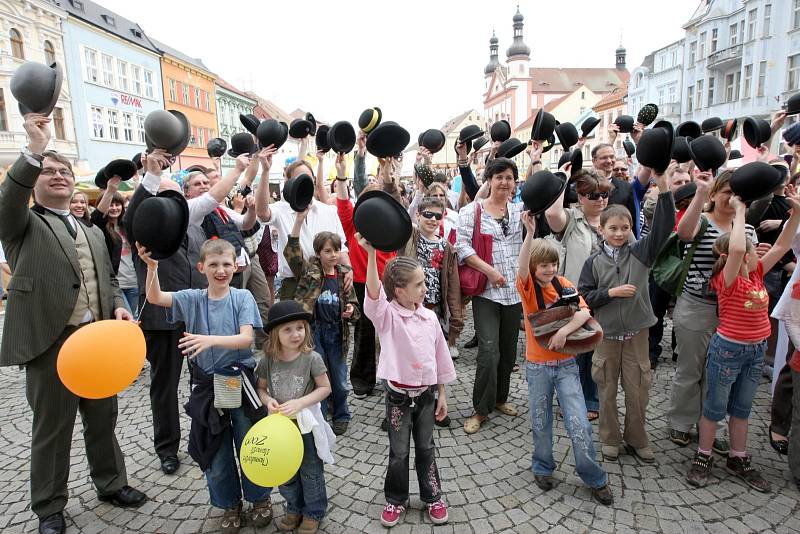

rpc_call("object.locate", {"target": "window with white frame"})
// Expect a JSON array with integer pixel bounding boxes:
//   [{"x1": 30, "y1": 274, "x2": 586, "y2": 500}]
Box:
[
  {"x1": 44, "y1": 40, "x2": 55, "y2": 65},
  {"x1": 707, "y1": 77, "x2": 715, "y2": 106},
  {"x1": 182, "y1": 84, "x2": 189, "y2": 105},
  {"x1": 711, "y1": 28, "x2": 718, "y2": 53},
  {"x1": 696, "y1": 79, "x2": 704, "y2": 109},
  {"x1": 84, "y1": 47, "x2": 98, "y2": 83},
  {"x1": 108, "y1": 109, "x2": 119, "y2": 140},
  {"x1": 91, "y1": 106, "x2": 104, "y2": 138},
  {"x1": 687, "y1": 85, "x2": 694, "y2": 112},
  {"x1": 658, "y1": 87, "x2": 665, "y2": 105},
  {"x1": 757, "y1": 60, "x2": 767, "y2": 96},
  {"x1": 788, "y1": 54, "x2": 800, "y2": 91},
  {"x1": 136, "y1": 114, "x2": 145, "y2": 143},
  {"x1": 131, "y1": 65, "x2": 142, "y2": 95},
  {"x1": 195, "y1": 87, "x2": 201, "y2": 108},
  {"x1": 101, "y1": 54, "x2": 115, "y2": 87},
  {"x1": 743, "y1": 64, "x2": 753, "y2": 98},
  {"x1": 0, "y1": 89, "x2": 8, "y2": 131},
  {"x1": 794, "y1": 0, "x2": 800, "y2": 30},
  {"x1": 689, "y1": 41, "x2": 696, "y2": 65},
  {"x1": 117, "y1": 59, "x2": 129, "y2": 92},
  {"x1": 169, "y1": 79, "x2": 177, "y2": 102},
  {"x1": 748, "y1": 9, "x2": 757, "y2": 41},
  {"x1": 730, "y1": 23, "x2": 738, "y2": 46},
  {"x1": 764, "y1": 4, "x2": 772, "y2": 36},
  {"x1": 123, "y1": 112, "x2": 133, "y2": 142},
  {"x1": 699, "y1": 32, "x2": 706, "y2": 58},
  {"x1": 144, "y1": 70, "x2": 154, "y2": 99},
  {"x1": 668, "y1": 84, "x2": 676, "y2": 103},
  {"x1": 725, "y1": 73, "x2": 736, "y2": 102},
  {"x1": 739, "y1": 20, "x2": 745, "y2": 43},
  {"x1": 204, "y1": 91, "x2": 210, "y2": 112},
  {"x1": 734, "y1": 71, "x2": 741, "y2": 100}
]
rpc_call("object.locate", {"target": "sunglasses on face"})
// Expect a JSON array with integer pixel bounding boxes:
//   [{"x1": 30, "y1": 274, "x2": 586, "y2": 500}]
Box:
[
  {"x1": 420, "y1": 211, "x2": 443, "y2": 221},
  {"x1": 583, "y1": 191, "x2": 610, "y2": 201},
  {"x1": 613, "y1": 167, "x2": 627, "y2": 173}
]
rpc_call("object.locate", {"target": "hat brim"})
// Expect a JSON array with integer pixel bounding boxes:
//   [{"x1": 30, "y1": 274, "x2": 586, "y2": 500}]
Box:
[
  {"x1": 240, "y1": 114, "x2": 260, "y2": 135},
  {"x1": 265, "y1": 311, "x2": 313, "y2": 333},
  {"x1": 461, "y1": 127, "x2": 485, "y2": 143},
  {"x1": 523, "y1": 172, "x2": 568, "y2": 215},
  {"x1": 104, "y1": 159, "x2": 138, "y2": 182},
  {"x1": 581, "y1": 117, "x2": 601, "y2": 137}
]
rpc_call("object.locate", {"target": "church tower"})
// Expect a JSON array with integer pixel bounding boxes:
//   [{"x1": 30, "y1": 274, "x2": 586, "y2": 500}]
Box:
[{"x1": 505, "y1": 6, "x2": 531, "y2": 129}]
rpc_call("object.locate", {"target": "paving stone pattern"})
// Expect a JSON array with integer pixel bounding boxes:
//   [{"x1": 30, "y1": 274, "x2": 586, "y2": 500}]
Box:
[{"x1": 1, "y1": 312, "x2": 799, "y2": 533}]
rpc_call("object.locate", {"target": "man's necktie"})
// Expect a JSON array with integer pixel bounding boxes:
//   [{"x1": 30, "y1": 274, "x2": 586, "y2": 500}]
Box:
[
  {"x1": 58, "y1": 213, "x2": 77, "y2": 240},
  {"x1": 215, "y1": 206, "x2": 229, "y2": 224}
]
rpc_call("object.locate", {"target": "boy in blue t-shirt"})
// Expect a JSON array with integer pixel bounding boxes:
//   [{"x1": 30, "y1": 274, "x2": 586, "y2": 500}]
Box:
[{"x1": 138, "y1": 238, "x2": 271, "y2": 532}]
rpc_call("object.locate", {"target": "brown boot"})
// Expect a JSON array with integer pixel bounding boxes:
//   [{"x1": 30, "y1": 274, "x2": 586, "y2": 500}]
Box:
[
  {"x1": 297, "y1": 517, "x2": 320, "y2": 534},
  {"x1": 220, "y1": 503, "x2": 242, "y2": 534},
  {"x1": 277, "y1": 512, "x2": 302, "y2": 531}
]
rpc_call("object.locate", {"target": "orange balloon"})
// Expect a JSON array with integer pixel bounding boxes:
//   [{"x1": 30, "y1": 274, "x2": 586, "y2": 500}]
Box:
[{"x1": 57, "y1": 320, "x2": 146, "y2": 399}]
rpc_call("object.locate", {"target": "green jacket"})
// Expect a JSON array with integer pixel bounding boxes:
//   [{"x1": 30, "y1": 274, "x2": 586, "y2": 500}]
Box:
[{"x1": 283, "y1": 236, "x2": 360, "y2": 356}]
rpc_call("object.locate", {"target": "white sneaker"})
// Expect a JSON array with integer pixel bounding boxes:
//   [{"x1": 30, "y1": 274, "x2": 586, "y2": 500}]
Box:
[{"x1": 449, "y1": 346, "x2": 459, "y2": 360}]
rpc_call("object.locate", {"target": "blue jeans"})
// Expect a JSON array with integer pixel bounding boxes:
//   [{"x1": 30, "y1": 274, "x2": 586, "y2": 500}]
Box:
[
  {"x1": 576, "y1": 351, "x2": 599, "y2": 412},
  {"x1": 122, "y1": 287, "x2": 139, "y2": 317},
  {"x1": 205, "y1": 407, "x2": 272, "y2": 509},
  {"x1": 279, "y1": 431, "x2": 328, "y2": 521},
  {"x1": 703, "y1": 333, "x2": 766, "y2": 422},
  {"x1": 314, "y1": 322, "x2": 350, "y2": 422},
  {"x1": 526, "y1": 359, "x2": 607, "y2": 489}
]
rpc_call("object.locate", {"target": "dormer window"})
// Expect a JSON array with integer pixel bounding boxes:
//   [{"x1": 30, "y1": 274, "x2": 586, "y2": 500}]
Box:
[
  {"x1": 69, "y1": 0, "x2": 84, "y2": 11},
  {"x1": 131, "y1": 28, "x2": 142, "y2": 38},
  {"x1": 101, "y1": 14, "x2": 115, "y2": 27}
]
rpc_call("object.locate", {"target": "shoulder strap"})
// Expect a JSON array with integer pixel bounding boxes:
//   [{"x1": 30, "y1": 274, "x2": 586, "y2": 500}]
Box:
[
  {"x1": 551, "y1": 276, "x2": 563, "y2": 295},
  {"x1": 533, "y1": 277, "x2": 562, "y2": 311},
  {"x1": 472, "y1": 202, "x2": 482, "y2": 240}
]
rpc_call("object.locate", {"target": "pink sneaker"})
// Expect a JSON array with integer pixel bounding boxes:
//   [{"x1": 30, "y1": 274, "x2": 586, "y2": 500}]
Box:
[
  {"x1": 380, "y1": 503, "x2": 405, "y2": 527},
  {"x1": 428, "y1": 500, "x2": 449, "y2": 524}
]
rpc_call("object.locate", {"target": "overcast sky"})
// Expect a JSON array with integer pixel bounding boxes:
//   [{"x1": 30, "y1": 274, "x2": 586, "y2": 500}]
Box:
[{"x1": 102, "y1": 0, "x2": 700, "y2": 135}]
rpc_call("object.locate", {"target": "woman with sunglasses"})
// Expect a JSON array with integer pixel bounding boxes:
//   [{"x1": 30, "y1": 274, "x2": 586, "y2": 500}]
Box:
[
  {"x1": 543, "y1": 168, "x2": 613, "y2": 421},
  {"x1": 456, "y1": 157, "x2": 525, "y2": 434}
]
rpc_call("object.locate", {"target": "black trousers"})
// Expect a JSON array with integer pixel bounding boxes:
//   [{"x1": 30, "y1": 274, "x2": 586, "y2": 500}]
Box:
[
  {"x1": 27, "y1": 326, "x2": 128, "y2": 518},
  {"x1": 144, "y1": 328, "x2": 186, "y2": 459},
  {"x1": 648, "y1": 277, "x2": 675, "y2": 364},
  {"x1": 350, "y1": 282, "x2": 377, "y2": 394},
  {"x1": 772, "y1": 338, "x2": 796, "y2": 436}
]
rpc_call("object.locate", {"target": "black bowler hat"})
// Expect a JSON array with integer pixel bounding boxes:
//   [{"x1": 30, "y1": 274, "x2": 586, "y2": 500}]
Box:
[
  {"x1": 358, "y1": 107, "x2": 382, "y2": 133},
  {"x1": 533, "y1": 109, "x2": 557, "y2": 141},
  {"x1": 132, "y1": 152, "x2": 169, "y2": 171},
  {"x1": 496, "y1": 138, "x2": 526, "y2": 159},
  {"x1": 541, "y1": 133, "x2": 557, "y2": 153},
  {"x1": 419, "y1": 129, "x2": 446, "y2": 153},
  {"x1": 623, "y1": 139, "x2": 636, "y2": 158},
  {"x1": 676, "y1": 121, "x2": 702, "y2": 140},
  {"x1": 743, "y1": 117, "x2": 772, "y2": 148},
  {"x1": 688, "y1": 135, "x2": 727, "y2": 172},
  {"x1": 305, "y1": 112, "x2": 317, "y2": 135},
  {"x1": 472, "y1": 136, "x2": 489, "y2": 152},
  {"x1": 228, "y1": 132, "x2": 257, "y2": 157},
  {"x1": 10, "y1": 61, "x2": 63, "y2": 116},
  {"x1": 702, "y1": 117, "x2": 723, "y2": 133},
  {"x1": 289, "y1": 117, "x2": 314, "y2": 139},
  {"x1": 131, "y1": 190, "x2": 189, "y2": 260},
  {"x1": 521, "y1": 170, "x2": 568, "y2": 215},
  {"x1": 581, "y1": 116, "x2": 601, "y2": 137},
  {"x1": 730, "y1": 161, "x2": 785, "y2": 202},
  {"x1": 490, "y1": 120, "x2": 511, "y2": 142},
  {"x1": 353, "y1": 190, "x2": 412, "y2": 252},
  {"x1": 256, "y1": 119, "x2": 289, "y2": 149},
  {"x1": 144, "y1": 109, "x2": 190, "y2": 156},
  {"x1": 240, "y1": 114, "x2": 260, "y2": 135},
  {"x1": 637, "y1": 104, "x2": 659, "y2": 127},
  {"x1": 614, "y1": 115, "x2": 634, "y2": 133},
  {"x1": 264, "y1": 300, "x2": 312, "y2": 333},
  {"x1": 328, "y1": 121, "x2": 356, "y2": 154},
  {"x1": 454, "y1": 137, "x2": 472, "y2": 155},
  {"x1": 786, "y1": 93, "x2": 800, "y2": 116},
  {"x1": 366, "y1": 121, "x2": 410, "y2": 158},
  {"x1": 316, "y1": 124, "x2": 331, "y2": 153},
  {"x1": 459, "y1": 124, "x2": 485, "y2": 143},
  {"x1": 555, "y1": 122, "x2": 579, "y2": 151},
  {"x1": 95, "y1": 158, "x2": 137, "y2": 189},
  {"x1": 674, "y1": 182, "x2": 697, "y2": 205},
  {"x1": 721, "y1": 119, "x2": 738, "y2": 142},
  {"x1": 636, "y1": 126, "x2": 673, "y2": 173},
  {"x1": 671, "y1": 136, "x2": 692, "y2": 163},
  {"x1": 282, "y1": 173, "x2": 315, "y2": 212},
  {"x1": 729, "y1": 149, "x2": 743, "y2": 160},
  {"x1": 207, "y1": 137, "x2": 227, "y2": 158},
  {"x1": 557, "y1": 150, "x2": 583, "y2": 176}
]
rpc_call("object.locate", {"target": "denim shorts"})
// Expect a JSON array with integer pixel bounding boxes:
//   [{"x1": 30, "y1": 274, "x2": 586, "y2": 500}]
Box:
[{"x1": 703, "y1": 333, "x2": 766, "y2": 422}]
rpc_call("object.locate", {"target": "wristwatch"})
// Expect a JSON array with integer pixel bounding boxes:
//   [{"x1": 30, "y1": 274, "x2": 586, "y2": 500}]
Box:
[
  {"x1": 335, "y1": 176, "x2": 348, "y2": 181},
  {"x1": 22, "y1": 146, "x2": 44, "y2": 165}
]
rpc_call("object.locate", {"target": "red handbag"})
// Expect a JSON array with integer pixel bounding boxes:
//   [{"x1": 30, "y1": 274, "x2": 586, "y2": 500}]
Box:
[{"x1": 459, "y1": 202, "x2": 494, "y2": 296}]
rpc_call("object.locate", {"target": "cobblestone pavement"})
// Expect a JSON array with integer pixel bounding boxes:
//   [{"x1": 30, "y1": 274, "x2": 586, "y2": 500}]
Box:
[{"x1": 1, "y1": 312, "x2": 800, "y2": 534}]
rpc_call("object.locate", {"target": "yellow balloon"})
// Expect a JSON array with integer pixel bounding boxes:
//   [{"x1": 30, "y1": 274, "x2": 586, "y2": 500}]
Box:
[
  {"x1": 57, "y1": 320, "x2": 146, "y2": 399},
  {"x1": 240, "y1": 414, "x2": 304, "y2": 487}
]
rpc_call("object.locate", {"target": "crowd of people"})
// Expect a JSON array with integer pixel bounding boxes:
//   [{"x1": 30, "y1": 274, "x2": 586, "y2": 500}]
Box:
[{"x1": 3, "y1": 103, "x2": 800, "y2": 534}]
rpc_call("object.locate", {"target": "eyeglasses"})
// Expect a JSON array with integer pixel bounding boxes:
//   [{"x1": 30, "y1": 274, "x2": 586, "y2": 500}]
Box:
[
  {"x1": 613, "y1": 167, "x2": 628, "y2": 173},
  {"x1": 583, "y1": 191, "x2": 610, "y2": 200},
  {"x1": 41, "y1": 167, "x2": 74, "y2": 178},
  {"x1": 420, "y1": 211, "x2": 443, "y2": 221}
]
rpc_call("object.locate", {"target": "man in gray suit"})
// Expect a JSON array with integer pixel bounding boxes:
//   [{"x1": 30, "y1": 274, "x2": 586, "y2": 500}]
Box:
[{"x1": 0, "y1": 114, "x2": 147, "y2": 534}]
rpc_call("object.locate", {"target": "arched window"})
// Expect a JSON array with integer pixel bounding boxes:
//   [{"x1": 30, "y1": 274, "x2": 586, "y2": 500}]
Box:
[
  {"x1": 44, "y1": 40, "x2": 55, "y2": 64},
  {"x1": 10, "y1": 28, "x2": 24, "y2": 59}
]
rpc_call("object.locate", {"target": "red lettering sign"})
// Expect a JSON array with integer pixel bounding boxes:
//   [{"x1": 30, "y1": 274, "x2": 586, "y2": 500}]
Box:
[{"x1": 118, "y1": 94, "x2": 143, "y2": 108}]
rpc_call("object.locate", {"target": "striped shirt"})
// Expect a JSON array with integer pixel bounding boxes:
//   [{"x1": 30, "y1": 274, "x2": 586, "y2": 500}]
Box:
[
  {"x1": 712, "y1": 261, "x2": 771, "y2": 342},
  {"x1": 682, "y1": 216, "x2": 757, "y2": 300}
]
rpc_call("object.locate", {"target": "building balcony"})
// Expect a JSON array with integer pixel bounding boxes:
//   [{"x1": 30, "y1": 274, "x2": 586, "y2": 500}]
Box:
[{"x1": 706, "y1": 44, "x2": 743, "y2": 70}]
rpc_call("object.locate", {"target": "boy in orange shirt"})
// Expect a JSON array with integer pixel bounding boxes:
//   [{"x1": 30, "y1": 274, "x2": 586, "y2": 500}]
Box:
[{"x1": 516, "y1": 213, "x2": 612, "y2": 505}]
